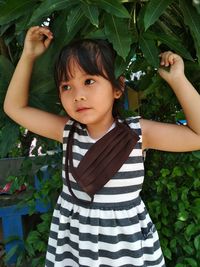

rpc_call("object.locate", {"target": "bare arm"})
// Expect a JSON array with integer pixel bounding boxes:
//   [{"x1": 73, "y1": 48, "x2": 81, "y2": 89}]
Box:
[
  {"x1": 4, "y1": 26, "x2": 68, "y2": 143},
  {"x1": 142, "y1": 51, "x2": 200, "y2": 152}
]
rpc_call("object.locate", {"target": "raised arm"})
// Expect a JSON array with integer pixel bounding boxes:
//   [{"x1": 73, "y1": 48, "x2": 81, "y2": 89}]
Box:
[
  {"x1": 141, "y1": 51, "x2": 200, "y2": 152},
  {"x1": 3, "y1": 26, "x2": 68, "y2": 143}
]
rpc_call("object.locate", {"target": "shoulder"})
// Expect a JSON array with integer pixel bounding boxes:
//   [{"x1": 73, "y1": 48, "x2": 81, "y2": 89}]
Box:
[
  {"x1": 63, "y1": 119, "x2": 74, "y2": 134},
  {"x1": 125, "y1": 116, "x2": 142, "y2": 135},
  {"x1": 63, "y1": 119, "x2": 88, "y2": 142}
]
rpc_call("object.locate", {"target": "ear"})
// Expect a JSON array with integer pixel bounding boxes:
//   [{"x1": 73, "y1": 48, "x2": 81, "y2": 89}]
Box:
[
  {"x1": 114, "y1": 89, "x2": 122, "y2": 99},
  {"x1": 114, "y1": 75, "x2": 125, "y2": 99}
]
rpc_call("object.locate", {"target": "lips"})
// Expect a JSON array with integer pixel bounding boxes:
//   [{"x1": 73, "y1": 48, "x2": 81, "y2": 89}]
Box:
[{"x1": 76, "y1": 107, "x2": 91, "y2": 112}]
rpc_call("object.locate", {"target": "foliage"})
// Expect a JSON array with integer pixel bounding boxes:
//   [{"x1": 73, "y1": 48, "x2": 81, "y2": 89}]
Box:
[
  {"x1": 0, "y1": 0, "x2": 200, "y2": 266},
  {"x1": 141, "y1": 93, "x2": 200, "y2": 266},
  {"x1": 2, "y1": 153, "x2": 62, "y2": 266}
]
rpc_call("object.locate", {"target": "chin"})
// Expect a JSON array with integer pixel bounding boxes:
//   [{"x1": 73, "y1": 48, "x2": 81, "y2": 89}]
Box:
[{"x1": 70, "y1": 115, "x2": 94, "y2": 125}]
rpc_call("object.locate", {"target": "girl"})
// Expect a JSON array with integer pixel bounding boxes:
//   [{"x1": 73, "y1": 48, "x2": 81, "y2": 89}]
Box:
[{"x1": 4, "y1": 26, "x2": 200, "y2": 267}]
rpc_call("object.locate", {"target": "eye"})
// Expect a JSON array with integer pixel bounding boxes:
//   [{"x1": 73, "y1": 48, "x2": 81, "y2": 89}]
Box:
[
  {"x1": 60, "y1": 84, "x2": 71, "y2": 91},
  {"x1": 85, "y1": 79, "x2": 95, "y2": 85}
]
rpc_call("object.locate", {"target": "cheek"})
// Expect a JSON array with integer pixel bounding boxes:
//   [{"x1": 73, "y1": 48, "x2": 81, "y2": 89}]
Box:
[{"x1": 60, "y1": 95, "x2": 72, "y2": 111}]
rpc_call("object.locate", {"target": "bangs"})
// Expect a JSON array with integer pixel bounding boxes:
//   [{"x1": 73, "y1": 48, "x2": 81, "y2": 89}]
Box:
[{"x1": 54, "y1": 39, "x2": 117, "y2": 87}]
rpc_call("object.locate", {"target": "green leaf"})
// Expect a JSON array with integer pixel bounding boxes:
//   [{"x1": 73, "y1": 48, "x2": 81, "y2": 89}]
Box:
[
  {"x1": 163, "y1": 247, "x2": 172, "y2": 260},
  {"x1": 0, "y1": 0, "x2": 38, "y2": 25},
  {"x1": 139, "y1": 34, "x2": 159, "y2": 68},
  {"x1": 15, "y1": 12, "x2": 33, "y2": 33},
  {"x1": 93, "y1": 0, "x2": 130, "y2": 18},
  {"x1": 28, "y1": 0, "x2": 79, "y2": 26},
  {"x1": 171, "y1": 190, "x2": 178, "y2": 202},
  {"x1": 180, "y1": 0, "x2": 200, "y2": 62},
  {"x1": 170, "y1": 238, "x2": 177, "y2": 249},
  {"x1": 86, "y1": 28, "x2": 106, "y2": 39},
  {"x1": 178, "y1": 210, "x2": 189, "y2": 221},
  {"x1": 192, "y1": 150, "x2": 200, "y2": 159},
  {"x1": 115, "y1": 44, "x2": 137, "y2": 78},
  {"x1": 193, "y1": 0, "x2": 200, "y2": 14},
  {"x1": 186, "y1": 223, "x2": 197, "y2": 238},
  {"x1": 183, "y1": 244, "x2": 194, "y2": 255},
  {"x1": 160, "y1": 168, "x2": 170, "y2": 177},
  {"x1": 162, "y1": 227, "x2": 171, "y2": 237},
  {"x1": 143, "y1": 76, "x2": 163, "y2": 97},
  {"x1": 0, "y1": 122, "x2": 20, "y2": 157},
  {"x1": 5, "y1": 244, "x2": 20, "y2": 262},
  {"x1": 184, "y1": 258, "x2": 198, "y2": 267},
  {"x1": 0, "y1": 55, "x2": 14, "y2": 111},
  {"x1": 81, "y1": 3, "x2": 99, "y2": 27},
  {"x1": 66, "y1": 5, "x2": 85, "y2": 33},
  {"x1": 48, "y1": 10, "x2": 70, "y2": 50},
  {"x1": 194, "y1": 234, "x2": 200, "y2": 251},
  {"x1": 115, "y1": 56, "x2": 126, "y2": 78},
  {"x1": 104, "y1": 15, "x2": 132, "y2": 60},
  {"x1": 29, "y1": 75, "x2": 60, "y2": 113},
  {"x1": 145, "y1": 31, "x2": 193, "y2": 61},
  {"x1": 27, "y1": 230, "x2": 40, "y2": 244},
  {"x1": 172, "y1": 166, "x2": 183, "y2": 177},
  {"x1": 144, "y1": 0, "x2": 175, "y2": 31}
]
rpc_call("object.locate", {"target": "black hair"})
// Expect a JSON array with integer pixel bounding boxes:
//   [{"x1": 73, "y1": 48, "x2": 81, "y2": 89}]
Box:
[{"x1": 54, "y1": 39, "x2": 124, "y2": 117}]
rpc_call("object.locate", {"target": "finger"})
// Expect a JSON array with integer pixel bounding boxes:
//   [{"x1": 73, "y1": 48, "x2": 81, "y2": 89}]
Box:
[
  {"x1": 28, "y1": 26, "x2": 53, "y2": 41},
  {"x1": 167, "y1": 53, "x2": 176, "y2": 65},
  {"x1": 27, "y1": 26, "x2": 40, "y2": 37},
  {"x1": 37, "y1": 26, "x2": 53, "y2": 40},
  {"x1": 44, "y1": 36, "x2": 53, "y2": 48},
  {"x1": 160, "y1": 51, "x2": 174, "y2": 67}
]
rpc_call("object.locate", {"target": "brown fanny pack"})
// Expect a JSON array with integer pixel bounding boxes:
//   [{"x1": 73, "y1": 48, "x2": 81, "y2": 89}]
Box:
[{"x1": 65, "y1": 120, "x2": 140, "y2": 204}]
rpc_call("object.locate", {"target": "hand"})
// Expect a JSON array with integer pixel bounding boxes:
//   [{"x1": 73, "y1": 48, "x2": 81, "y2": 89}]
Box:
[
  {"x1": 22, "y1": 26, "x2": 53, "y2": 60},
  {"x1": 158, "y1": 51, "x2": 185, "y2": 84}
]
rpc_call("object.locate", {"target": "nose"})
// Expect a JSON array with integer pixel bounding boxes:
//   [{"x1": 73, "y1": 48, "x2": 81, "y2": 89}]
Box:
[{"x1": 74, "y1": 92, "x2": 86, "y2": 102}]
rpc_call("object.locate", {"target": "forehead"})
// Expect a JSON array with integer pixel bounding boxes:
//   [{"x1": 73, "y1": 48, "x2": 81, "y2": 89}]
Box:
[{"x1": 62, "y1": 57, "x2": 87, "y2": 82}]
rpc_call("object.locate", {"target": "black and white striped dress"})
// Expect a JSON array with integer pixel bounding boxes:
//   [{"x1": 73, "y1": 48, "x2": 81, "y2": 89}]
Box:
[{"x1": 45, "y1": 117, "x2": 166, "y2": 267}]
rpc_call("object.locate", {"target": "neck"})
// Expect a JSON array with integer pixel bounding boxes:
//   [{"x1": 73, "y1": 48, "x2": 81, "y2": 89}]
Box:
[{"x1": 86, "y1": 117, "x2": 115, "y2": 140}]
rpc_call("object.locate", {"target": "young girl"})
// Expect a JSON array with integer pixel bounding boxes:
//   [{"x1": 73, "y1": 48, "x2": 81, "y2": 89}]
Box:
[{"x1": 4, "y1": 26, "x2": 200, "y2": 267}]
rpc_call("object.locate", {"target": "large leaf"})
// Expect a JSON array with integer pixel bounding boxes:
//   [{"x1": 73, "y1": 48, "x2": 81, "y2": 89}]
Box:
[
  {"x1": 115, "y1": 44, "x2": 137, "y2": 78},
  {"x1": 0, "y1": 55, "x2": 14, "y2": 103},
  {"x1": 81, "y1": 2, "x2": 99, "y2": 28},
  {"x1": 0, "y1": 56, "x2": 15, "y2": 125},
  {"x1": 145, "y1": 31, "x2": 193, "y2": 61},
  {"x1": 85, "y1": 28, "x2": 107, "y2": 40},
  {"x1": 29, "y1": 76, "x2": 60, "y2": 113},
  {"x1": 0, "y1": 122, "x2": 19, "y2": 158},
  {"x1": 46, "y1": 10, "x2": 69, "y2": 55},
  {"x1": 104, "y1": 15, "x2": 132, "y2": 60},
  {"x1": 180, "y1": 0, "x2": 200, "y2": 62},
  {"x1": 15, "y1": 12, "x2": 33, "y2": 34},
  {"x1": 139, "y1": 34, "x2": 159, "y2": 68},
  {"x1": 93, "y1": 0, "x2": 130, "y2": 18},
  {"x1": 144, "y1": 0, "x2": 175, "y2": 31},
  {"x1": 193, "y1": 0, "x2": 200, "y2": 14},
  {"x1": 0, "y1": 0, "x2": 38, "y2": 25},
  {"x1": 28, "y1": 0, "x2": 79, "y2": 26},
  {"x1": 66, "y1": 5, "x2": 86, "y2": 34}
]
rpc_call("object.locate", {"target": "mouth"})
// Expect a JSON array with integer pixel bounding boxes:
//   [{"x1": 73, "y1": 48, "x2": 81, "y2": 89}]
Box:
[{"x1": 76, "y1": 107, "x2": 91, "y2": 112}]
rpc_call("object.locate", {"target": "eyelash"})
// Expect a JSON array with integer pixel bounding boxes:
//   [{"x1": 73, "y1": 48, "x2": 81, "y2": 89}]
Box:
[
  {"x1": 64, "y1": 85, "x2": 71, "y2": 90},
  {"x1": 85, "y1": 79, "x2": 95, "y2": 85},
  {"x1": 60, "y1": 79, "x2": 95, "y2": 91}
]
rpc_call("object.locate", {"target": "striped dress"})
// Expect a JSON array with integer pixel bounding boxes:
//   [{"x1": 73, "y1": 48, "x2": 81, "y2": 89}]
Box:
[{"x1": 45, "y1": 117, "x2": 166, "y2": 267}]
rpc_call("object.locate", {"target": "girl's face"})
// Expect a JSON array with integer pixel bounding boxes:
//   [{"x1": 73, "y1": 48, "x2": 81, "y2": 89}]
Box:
[{"x1": 59, "y1": 61, "x2": 122, "y2": 137}]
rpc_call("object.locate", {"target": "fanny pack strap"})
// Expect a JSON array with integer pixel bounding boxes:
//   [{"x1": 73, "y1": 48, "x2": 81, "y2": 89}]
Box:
[{"x1": 65, "y1": 120, "x2": 139, "y2": 204}]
